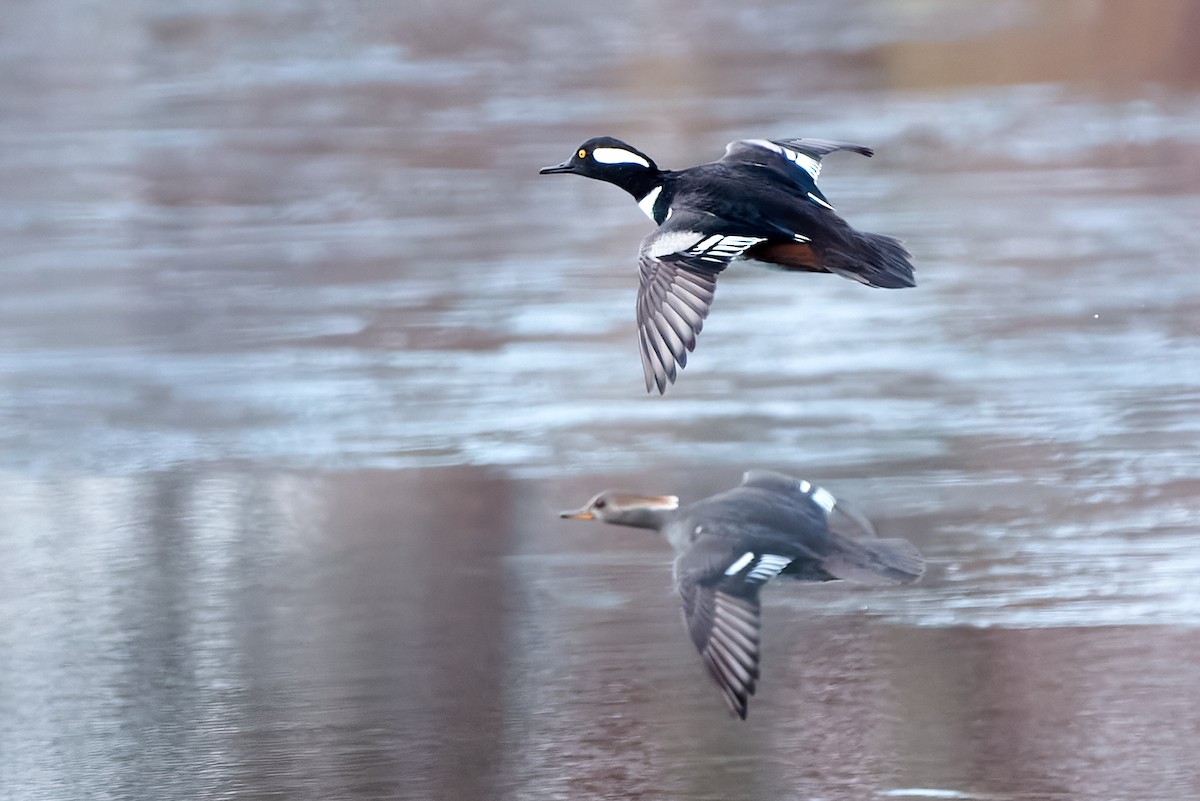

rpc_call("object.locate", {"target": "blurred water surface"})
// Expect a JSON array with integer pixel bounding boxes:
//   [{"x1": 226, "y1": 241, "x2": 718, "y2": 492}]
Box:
[{"x1": 2, "y1": 1, "x2": 1200, "y2": 799}]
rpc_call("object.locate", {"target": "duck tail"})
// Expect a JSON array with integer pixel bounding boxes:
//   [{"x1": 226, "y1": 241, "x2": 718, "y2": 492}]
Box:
[
  {"x1": 822, "y1": 537, "x2": 926, "y2": 586},
  {"x1": 824, "y1": 230, "x2": 916, "y2": 289}
]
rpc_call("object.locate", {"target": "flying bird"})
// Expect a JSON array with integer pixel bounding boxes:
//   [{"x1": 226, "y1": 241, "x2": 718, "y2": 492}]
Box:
[
  {"x1": 541, "y1": 136, "x2": 915, "y2": 393},
  {"x1": 560, "y1": 469, "x2": 924, "y2": 718}
]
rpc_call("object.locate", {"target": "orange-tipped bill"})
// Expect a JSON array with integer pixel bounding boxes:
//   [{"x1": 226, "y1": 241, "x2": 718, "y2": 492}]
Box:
[
  {"x1": 559, "y1": 491, "x2": 679, "y2": 522},
  {"x1": 559, "y1": 506, "x2": 594, "y2": 520}
]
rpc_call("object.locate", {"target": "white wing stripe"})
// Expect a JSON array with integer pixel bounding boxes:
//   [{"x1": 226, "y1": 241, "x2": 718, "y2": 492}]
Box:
[
  {"x1": 807, "y1": 192, "x2": 835, "y2": 210},
  {"x1": 741, "y1": 139, "x2": 822, "y2": 179},
  {"x1": 746, "y1": 554, "x2": 792, "y2": 583},
  {"x1": 685, "y1": 234, "x2": 765, "y2": 260},
  {"x1": 810, "y1": 486, "x2": 837, "y2": 513},
  {"x1": 724, "y1": 551, "x2": 793, "y2": 583},
  {"x1": 724, "y1": 551, "x2": 755, "y2": 576},
  {"x1": 786, "y1": 149, "x2": 821, "y2": 179},
  {"x1": 691, "y1": 234, "x2": 723, "y2": 252}
]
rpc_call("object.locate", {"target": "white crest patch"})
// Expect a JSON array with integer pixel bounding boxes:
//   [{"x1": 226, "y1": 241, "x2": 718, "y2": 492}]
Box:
[
  {"x1": 593, "y1": 147, "x2": 650, "y2": 168},
  {"x1": 637, "y1": 185, "x2": 663, "y2": 221}
]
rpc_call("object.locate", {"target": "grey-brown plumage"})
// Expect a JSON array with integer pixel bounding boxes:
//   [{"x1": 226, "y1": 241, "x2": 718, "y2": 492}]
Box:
[{"x1": 560, "y1": 469, "x2": 924, "y2": 719}]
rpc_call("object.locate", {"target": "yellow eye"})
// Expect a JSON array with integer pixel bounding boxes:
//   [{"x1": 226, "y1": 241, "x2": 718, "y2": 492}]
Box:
[{"x1": 578, "y1": 149, "x2": 587, "y2": 159}]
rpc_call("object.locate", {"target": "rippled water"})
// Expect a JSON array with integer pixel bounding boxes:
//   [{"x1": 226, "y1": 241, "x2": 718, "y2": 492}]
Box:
[{"x1": 2, "y1": 1, "x2": 1200, "y2": 799}]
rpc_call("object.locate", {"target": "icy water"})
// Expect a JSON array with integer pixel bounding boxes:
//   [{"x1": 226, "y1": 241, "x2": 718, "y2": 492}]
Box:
[{"x1": 3, "y1": 1, "x2": 1200, "y2": 799}]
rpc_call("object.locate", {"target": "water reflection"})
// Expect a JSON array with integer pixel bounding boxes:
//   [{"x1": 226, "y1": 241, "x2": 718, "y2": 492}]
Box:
[
  {"x1": 0, "y1": 469, "x2": 511, "y2": 799},
  {"x1": 3, "y1": 469, "x2": 1200, "y2": 799},
  {"x1": 2, "y1": 0, "x2": 1200, "y2": 799}
]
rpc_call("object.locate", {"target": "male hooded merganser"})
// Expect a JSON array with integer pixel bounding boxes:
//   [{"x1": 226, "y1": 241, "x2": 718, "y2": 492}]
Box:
[
  {"x1": 540, "y1": 136, "x2": 916, "y2": 394},
  {"x1": 560, "y1": 469, "x2": 924, "y2": 719}
]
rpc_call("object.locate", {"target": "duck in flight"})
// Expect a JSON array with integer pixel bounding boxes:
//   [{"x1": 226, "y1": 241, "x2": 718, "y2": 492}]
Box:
[
  {"x1": 541, "y1": 136, "x2": 915, "y2": 393},
  {"x1": 560, "y1": 469, "x2": 925, "y2": 718}
]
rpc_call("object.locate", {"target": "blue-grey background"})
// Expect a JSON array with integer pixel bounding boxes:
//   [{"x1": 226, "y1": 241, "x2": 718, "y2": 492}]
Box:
[{"x1": 2, "y1": 2, "x2": 1199, "y2": 799}]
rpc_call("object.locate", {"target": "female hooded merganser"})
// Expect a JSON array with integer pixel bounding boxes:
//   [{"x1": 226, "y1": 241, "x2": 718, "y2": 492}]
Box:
[
  {"x1": 540, "y1": 136, "x2": 915, "y2": 394},
  {"x1": 560, "y1": 469, "x2": 924, "y2": 719}
]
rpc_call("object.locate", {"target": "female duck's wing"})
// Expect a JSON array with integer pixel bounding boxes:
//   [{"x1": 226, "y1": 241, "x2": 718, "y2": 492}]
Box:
[
  {"x1": 736, "y1": 469, "x2": 925, "y2": 585},
  {"x1": 673, "y1": 529, "x2": 809, "y2": 719}
]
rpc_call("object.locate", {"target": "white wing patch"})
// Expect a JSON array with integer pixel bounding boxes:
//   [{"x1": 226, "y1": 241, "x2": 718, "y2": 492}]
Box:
[
  {"x1": 593, "y1": 147, "x2": 650, "y2": 168},
  {"x1": 798, "y1": 479, "x2": 837, "y2": 513},
  {"x1": 724, "y1": 551, "x2": 793, "y2": 583},
  {"x1": 684, "y1": 234, "x2": 765, "y2": 264},
  {"x1": 810, "y1": 486, "x2": 837, "y2": 513},
  {"x1": 644, "y1": 230, "x2": 705, "y2": 259},
  {"x1": 724, "y1": 551, "x2": 755, "y2": 576},
  {"x1": 746, "y1": 554, "x2": 792, "y2": 583},
  {"x1": 742, "y1": 139, "x2": 822, "y2": 180}
]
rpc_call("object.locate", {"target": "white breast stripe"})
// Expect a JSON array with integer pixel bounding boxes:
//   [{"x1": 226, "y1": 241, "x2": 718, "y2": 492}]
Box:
[
  {"x1": 746, "y1": 554, "x2": 792, "y2": 583},
  {"x1": 810, "y1": 486, "x2": 837, "y2": 513},
  {"x1": 637, "y1": 185, "x2": 662, "y2": 221},
  {"x1": 593, "y1": 147, "x2": 650, "y2": 167},
  {"x1": 724, "y1": 551, "x2": 755, "y2": 576}
]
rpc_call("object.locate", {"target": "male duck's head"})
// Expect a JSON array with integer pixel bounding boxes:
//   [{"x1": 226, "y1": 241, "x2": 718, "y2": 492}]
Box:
[{"x1": 540, "y1": 137, "x2": 660, "y2": 197}]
